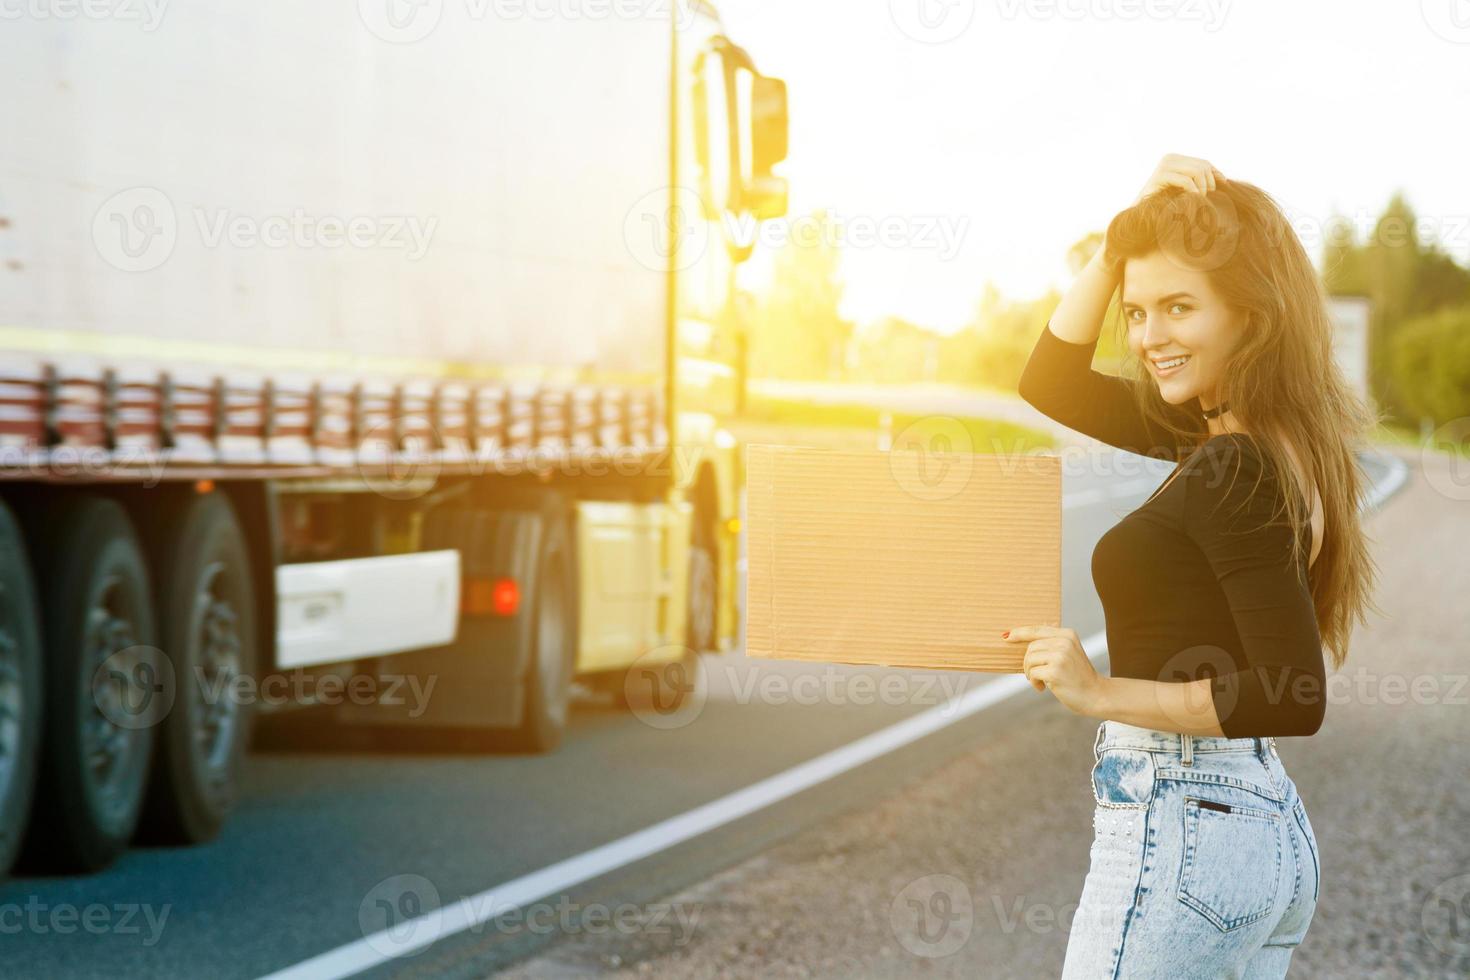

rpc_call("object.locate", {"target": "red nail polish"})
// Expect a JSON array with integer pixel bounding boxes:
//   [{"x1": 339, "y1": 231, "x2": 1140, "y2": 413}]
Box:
[{"x1": 1001, "y1": 630, "x2": 1010, "y2": 638}]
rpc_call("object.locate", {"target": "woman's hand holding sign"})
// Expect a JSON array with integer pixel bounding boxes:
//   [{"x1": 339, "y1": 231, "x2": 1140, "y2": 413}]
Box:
[
  {"x1": 1003, "y1": 624, "x2": 1229, "y2": 737},
  {"x1": 1003, "y1": 625, "x2": 1102, "y2": 716}
]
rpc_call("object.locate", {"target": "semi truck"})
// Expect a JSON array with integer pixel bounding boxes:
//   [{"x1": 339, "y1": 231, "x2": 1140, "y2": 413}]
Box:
[{"x1": 0, "y1": 0, "x2": 786, "y2": 874}]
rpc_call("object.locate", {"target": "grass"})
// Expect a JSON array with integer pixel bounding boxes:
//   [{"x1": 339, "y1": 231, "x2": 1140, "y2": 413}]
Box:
[{"x1": 1371, "y1": 421, "x2": 1470, "y2": 459}]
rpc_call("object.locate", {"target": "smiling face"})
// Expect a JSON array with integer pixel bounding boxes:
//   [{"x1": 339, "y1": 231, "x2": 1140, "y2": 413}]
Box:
[{"x1": 1120, "y1": 250, "x2": 1245, "y2": 412}]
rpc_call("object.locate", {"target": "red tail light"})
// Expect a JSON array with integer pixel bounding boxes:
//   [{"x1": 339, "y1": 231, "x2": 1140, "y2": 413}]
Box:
[{"x1": 462, "y1": 576, "x2": 520, "y2": 617}]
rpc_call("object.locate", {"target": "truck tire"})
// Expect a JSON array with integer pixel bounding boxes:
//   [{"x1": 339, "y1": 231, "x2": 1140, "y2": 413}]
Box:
[
  {"x1": 24, "y1": 497, "x2": 156, "y2": 872},
  {"x1": 686, "y1": 520, "x2": 717, "y2": 654},
  {"x1": 139, "y1": 491, "x2": 256, "y2": 844},
  {"x1": 502, "y1": 509, "x2": 576, "y2": 753},
  {"x1": 0, "y1": 500, "x2": 43, "y2": 878}
]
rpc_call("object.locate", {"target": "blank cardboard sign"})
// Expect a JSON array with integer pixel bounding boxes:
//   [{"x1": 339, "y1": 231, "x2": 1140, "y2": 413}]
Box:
[{"x1": 744, "y1": 444, "x2": 1061, "y2": 672}]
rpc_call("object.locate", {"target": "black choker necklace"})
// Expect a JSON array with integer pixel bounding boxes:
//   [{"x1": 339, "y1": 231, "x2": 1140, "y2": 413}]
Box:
[{"x1": 1202, "y1": 401, "x2": 1230, "y2": 420}]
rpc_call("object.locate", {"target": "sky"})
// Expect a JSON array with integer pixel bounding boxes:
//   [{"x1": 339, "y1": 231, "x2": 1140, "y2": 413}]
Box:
[{"x1": 717, "y1": 0, "x2": 1470, "y2": 333}]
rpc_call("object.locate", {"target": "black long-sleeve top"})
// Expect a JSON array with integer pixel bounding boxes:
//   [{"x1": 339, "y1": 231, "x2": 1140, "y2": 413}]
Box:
[{"x1": 1018, "y1": 320, "x2": 1326, "y2": 737}]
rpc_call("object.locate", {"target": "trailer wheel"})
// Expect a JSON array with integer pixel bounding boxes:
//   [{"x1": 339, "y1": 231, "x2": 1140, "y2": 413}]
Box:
[
  {"x1": 25, "y1": 497, "x2": 156, "y2": 872},
  {"x1": 140, "y1": 491, "x2": 256, "y2": 844},
  {"x1": 0, "y1": 500, "x2": 43, "y2": 878},
  {"x1": 504, "y1": 512, "x2": 575, "y2": 753}
]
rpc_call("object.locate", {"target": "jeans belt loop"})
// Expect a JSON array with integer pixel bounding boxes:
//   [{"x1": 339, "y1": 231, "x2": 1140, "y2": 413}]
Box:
[
  {"x1": 1181, "y1": 732, "x2": 1194, "y2": 767},
  {"x1": 1093, "y1": 721, "x2": 1107, "y2": 761}
]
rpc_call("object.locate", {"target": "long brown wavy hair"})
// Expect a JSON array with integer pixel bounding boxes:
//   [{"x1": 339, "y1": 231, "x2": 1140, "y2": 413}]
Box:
[{"x1": 1102, "y1": 180, "x2": 1383, "y2": 669}]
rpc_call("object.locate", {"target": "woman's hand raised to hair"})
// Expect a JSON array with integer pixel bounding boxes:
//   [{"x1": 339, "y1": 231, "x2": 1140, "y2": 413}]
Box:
[{"x1": 1134, "y1": 154, "x2": 1224, "y2": 205}]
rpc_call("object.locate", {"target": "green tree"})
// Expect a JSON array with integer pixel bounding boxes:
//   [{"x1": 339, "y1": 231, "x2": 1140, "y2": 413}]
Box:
[
  {"x1": 1322, "y1": 194, "x2": 1470, "y2": 423},
  {"x1": 1389, "y1": 305, "x2": 1470, "y2": 427},
  {"x1": 748, "y1": 209, "x2": 854, "y2": 381}
]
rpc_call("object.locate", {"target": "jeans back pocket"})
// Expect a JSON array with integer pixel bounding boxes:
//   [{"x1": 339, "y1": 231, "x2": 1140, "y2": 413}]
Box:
[{"x1": 1178, "y1": 796, "x2": 1283, "y2": 931}]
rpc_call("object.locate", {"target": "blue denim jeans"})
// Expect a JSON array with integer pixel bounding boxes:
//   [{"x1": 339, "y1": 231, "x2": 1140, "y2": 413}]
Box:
[{"x1": 1061, "y1": 721, "x2": 1321, "y2": 979}]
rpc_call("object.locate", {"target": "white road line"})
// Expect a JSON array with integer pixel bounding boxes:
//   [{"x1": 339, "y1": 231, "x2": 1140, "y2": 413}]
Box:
[
  {"x1": 262, "y1": 447, "x2": 1408, "y2": 980},
  {"x1": 1061, "y1": 487, "x2": 1105, "y2": 508},
  {"x1": 260, "y1": 631, "x2": 1111, "y2": 980}
]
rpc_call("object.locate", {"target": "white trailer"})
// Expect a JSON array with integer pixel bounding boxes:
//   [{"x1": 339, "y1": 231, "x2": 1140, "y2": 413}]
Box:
[{"x1": 0, "y1": 1, "x2": 788, "y2": 874}]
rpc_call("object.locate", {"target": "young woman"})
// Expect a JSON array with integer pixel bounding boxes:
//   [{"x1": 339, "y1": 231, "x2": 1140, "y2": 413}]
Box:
[{"x1": 1004, "y1": 154, "x2": 1382, "y2": 978}]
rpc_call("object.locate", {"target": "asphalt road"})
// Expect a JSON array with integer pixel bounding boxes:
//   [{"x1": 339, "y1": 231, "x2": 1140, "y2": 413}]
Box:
[{"x1": 0, "y1": 419, "x2": 1411, "y2": 980}]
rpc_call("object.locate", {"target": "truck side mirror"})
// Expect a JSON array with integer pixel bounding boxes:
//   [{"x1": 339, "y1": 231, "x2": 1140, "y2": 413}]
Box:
[
  {"x1": 752, "y1": 76, "x2": 788, "y2": 175},
  {"x1": 745, "y1": 75, "x2": 788, "y2": 220}
]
